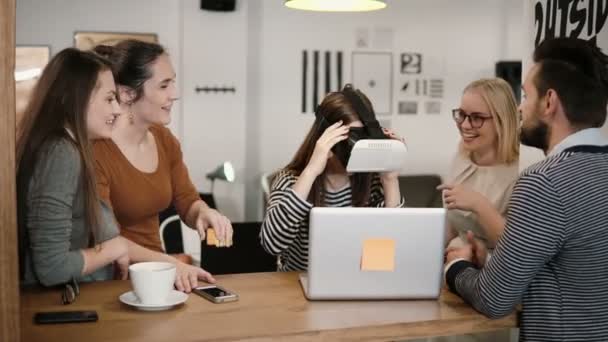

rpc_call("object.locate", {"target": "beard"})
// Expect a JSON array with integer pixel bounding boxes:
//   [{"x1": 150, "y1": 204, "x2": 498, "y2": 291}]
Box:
[{"x1": 520, "y1": 118, "x2": 550, "y2": 153}]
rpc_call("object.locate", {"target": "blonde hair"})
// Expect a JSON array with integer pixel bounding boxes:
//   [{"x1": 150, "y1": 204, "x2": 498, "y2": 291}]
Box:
[{"x1": 463, "y1": 78, "x2": 519, "y2": 164}]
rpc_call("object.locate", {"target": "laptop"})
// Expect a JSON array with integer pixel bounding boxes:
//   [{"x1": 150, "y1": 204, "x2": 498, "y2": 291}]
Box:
[{"x1": 299, "y1": 207, "x2": 446, "y2": 300}]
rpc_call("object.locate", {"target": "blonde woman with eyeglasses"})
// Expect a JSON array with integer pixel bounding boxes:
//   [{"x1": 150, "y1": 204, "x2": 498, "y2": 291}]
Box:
[{"x1": 439, "y1": 78, "x2": 520, "y2": 252}]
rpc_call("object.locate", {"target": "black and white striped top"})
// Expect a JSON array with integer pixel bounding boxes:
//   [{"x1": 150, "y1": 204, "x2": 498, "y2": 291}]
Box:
[
  {"x1": 446, "y1": 145, "x2": 608, "y2": 341},
  {"x1": 260, "y1": 170, "x2": 403, "y2": 271}
]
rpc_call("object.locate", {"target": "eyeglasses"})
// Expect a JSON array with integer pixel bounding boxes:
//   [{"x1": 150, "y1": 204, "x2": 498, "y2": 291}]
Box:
[
  {"x1": 61, "y1": 278, "x2": 79, "y2": 305},
  {"x1": 452, "y1": 109, "x2": 493, "y2": 129}
]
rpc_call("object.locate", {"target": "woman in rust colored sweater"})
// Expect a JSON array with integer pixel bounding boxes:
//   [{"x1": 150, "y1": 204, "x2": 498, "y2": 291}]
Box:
[{"x1": 93, "y1": 41, "x2": 233, "y2": 292}]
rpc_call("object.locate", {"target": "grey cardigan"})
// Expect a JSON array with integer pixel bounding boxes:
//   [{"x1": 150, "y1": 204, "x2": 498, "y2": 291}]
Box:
[{"x1": 22, "y1": 138, "x2": 119, "y2": 286}]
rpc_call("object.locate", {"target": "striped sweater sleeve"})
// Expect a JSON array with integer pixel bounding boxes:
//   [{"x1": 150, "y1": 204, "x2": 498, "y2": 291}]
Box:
[
  {"x1": 260, "y1": 171, "x2": 313, "y2": 256},
  {"x1": 369, "y1": 174, "x2": 406, "y2": 208},
  {"x1": 446, "y1": 172, "x2": 567, "y2": 318}
]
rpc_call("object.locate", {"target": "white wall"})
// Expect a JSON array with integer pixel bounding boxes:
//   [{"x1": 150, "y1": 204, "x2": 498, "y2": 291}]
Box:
[
  {"x1": 16, "y1": 0, "x2": 183, "y2": 136},
  {"x1": 179, "y1": 0, "x2": 248, "y2": 221},
  {"x1": 16, "y1": 0, "x2": 526, "y2": 221}
]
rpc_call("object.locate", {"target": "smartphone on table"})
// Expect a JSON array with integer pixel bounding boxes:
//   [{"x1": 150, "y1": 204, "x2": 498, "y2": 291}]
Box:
[
  {"x1": 34, "y1": 310, "x2": 98, "y2": 324},
  {"x1": 193, "y1": 285, "x2": 238, "y2": 303}
]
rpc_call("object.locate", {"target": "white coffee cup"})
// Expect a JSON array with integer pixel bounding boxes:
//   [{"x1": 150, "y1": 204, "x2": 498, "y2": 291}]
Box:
[{"x1": 128, "y1": 262, "x2": 176, "y2": 305}]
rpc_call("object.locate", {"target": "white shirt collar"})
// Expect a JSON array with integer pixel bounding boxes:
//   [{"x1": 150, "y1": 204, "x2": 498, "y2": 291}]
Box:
[{"x1": 548, "y1": 128, "x2": 608, "y2": 156}]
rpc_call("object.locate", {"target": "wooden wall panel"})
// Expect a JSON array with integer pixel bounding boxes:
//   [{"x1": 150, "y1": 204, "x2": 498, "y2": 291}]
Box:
[{"x1": 0, "y1": 0, "x2": 20, "y2": 341}]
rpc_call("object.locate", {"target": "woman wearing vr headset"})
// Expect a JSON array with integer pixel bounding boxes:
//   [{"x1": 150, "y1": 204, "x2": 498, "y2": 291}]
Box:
[
  {"x1": 260, "y1": 85, "x2": 405, "y2": 271},
  {"x1": 439, "y1": 78, "x2": 519, "y2": 254}
]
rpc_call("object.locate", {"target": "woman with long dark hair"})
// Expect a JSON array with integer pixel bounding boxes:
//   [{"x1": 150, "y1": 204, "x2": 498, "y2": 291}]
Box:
[
  {"x1": 17, "y1": 48, "x2": 126, "y2": 286},
  {"x1": 93, "y1": 40, "x2": 227, "y2": 292},
  {"x1": 260, "y1": 85, "x2": 405, "y2": 271}
]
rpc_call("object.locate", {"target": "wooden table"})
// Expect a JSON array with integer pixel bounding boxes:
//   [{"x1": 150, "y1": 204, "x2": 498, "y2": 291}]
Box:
[{"x1": 21, "y1": 272, "x2": 516, "y2": 341}]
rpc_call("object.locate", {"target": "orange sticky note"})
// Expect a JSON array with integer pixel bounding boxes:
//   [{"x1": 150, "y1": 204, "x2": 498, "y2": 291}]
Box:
[
  {"x1": 361, "y1": 239, "x2": 395, "y2": 271},
  {"x1": 206, "y1": 228, "x2": 219, "y2": 246}
]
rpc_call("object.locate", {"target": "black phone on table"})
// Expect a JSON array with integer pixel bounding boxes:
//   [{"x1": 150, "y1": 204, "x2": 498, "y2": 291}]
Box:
[
  {"x1": 193, "y1": 285, "x2": 238, "y2": 303},
  {"x1": 34, "y1": 310, "x2": 98, "y2": 324}
]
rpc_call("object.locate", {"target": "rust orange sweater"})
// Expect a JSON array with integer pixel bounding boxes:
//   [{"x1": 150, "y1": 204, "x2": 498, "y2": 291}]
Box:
[{"x1": 94, "y1": 125, "x2": 200, "y2": 252}]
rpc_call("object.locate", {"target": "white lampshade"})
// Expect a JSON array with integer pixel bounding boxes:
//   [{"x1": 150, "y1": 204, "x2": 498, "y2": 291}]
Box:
[
  {"x1": 284, "y1": 0, "x2": 386, "y2": 12},
  {"x1": 206, "y1": 161, "x2": 235, "y2": 183}
]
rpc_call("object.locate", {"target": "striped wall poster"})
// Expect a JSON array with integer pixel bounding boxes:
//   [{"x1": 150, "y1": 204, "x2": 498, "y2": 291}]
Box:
[{"x1": 300, "y1": 50, "x2": 344, "y2": 114}]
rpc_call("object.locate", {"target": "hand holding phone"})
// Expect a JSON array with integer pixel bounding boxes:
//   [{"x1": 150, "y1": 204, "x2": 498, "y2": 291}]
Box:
[
  {"x1": 193, "y1": 285, "x2": 238, "y2": 303},
  {"x1": 34, "y1": 311, "x2": 98, "y2": 324}
]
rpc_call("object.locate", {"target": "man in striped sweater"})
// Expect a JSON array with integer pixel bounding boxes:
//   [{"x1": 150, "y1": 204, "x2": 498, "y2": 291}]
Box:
[{"x1": 445, "y1": 37, "x2": 608, "y2": 341}]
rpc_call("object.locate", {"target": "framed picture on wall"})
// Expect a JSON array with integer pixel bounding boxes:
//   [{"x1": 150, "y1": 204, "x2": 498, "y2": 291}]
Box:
[
  {"x1": 15, "y1": 45, "x2": 50, "y2": 125},
  {"x1": 74, "y1": 31, "x2": 158, "y2": 50},
  {"x1": 351, "y1": 52, "x2": 393, "y2": 115}
]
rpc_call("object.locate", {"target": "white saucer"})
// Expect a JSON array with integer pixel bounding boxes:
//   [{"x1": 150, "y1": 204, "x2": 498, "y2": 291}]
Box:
[{"x1": 119, "y1": 290, "x2": 188, "y2": 311}]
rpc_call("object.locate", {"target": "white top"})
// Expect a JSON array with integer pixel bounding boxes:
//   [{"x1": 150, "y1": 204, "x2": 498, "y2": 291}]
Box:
[{"x1": 445, "y1": 150, "x2": 519, "y2": 244}]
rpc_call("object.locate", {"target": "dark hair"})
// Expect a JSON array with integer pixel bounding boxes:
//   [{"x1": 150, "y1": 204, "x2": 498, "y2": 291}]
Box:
[
  {"x1": 533, "y1": 37, "x2": 608, "y2": 128},
  {"x1": 17, "y1": 48, "x2": 114, "y2": 262},
  {"x1": 94, "y1": 40, "x2": 165, "y2": 102},
  {"x1": 285, "y1": 87, "x2": 375, "y2": 207}
]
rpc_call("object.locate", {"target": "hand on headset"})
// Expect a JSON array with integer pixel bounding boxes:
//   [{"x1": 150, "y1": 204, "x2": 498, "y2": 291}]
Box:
[
  {"x1": 382, "y1": 127, "x2": 406, "y2": 145},
  {"x1": 305, "y1": 121, "x2": 349, "y2": 177}
]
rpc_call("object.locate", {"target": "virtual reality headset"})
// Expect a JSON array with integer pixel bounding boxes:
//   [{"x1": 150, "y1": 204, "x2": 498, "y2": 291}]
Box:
[{"x1": 315, "y1": 84, "x2": 407, "y2": 172}]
